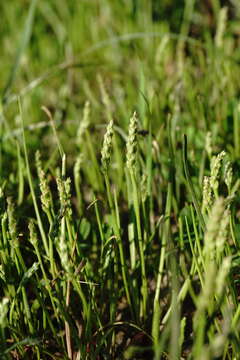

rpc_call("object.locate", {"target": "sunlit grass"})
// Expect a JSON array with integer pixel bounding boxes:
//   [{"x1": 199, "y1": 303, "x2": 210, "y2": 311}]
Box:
[{"x1": 1, "y1": 1, "x2": 240, "y2": 359}]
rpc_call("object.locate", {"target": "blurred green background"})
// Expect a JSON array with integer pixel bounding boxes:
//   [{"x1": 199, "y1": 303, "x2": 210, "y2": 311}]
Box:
[{"x1": 1, "y1": 0, "x2": 240, "y2": 164}]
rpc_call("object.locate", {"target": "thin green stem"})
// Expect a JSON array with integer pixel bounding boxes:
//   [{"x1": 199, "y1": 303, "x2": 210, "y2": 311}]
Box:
[
  {"x1": 130, "y1": 169, "x2": 147, "y2": 320},
  {"x1": 103, "y1": 172, "x2": 133, "y2": 315}
]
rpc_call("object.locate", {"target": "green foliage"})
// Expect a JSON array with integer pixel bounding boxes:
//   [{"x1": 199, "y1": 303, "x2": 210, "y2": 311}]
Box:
[{"x1": 1, "y1": 0, "x2": 240, "y2": 359}]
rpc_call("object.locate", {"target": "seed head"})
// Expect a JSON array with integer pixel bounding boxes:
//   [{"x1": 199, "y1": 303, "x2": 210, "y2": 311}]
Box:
[
  {"x1": 126, "y1": 112, "x2": 138, "y2": 170},
  {"x1": 210, "y1": 151, "x2": 226, "y2": 193},
  {"x1": 76, "y1": 101, "x2": 90, "y2": 147},
  {"x1": 216, "y1": 256, "x2": 231, "y2": 296},
  {"x1": 35, "y1": 150, "x2": 42, "y2": 176},
  {"x1": 35, "y1": 151, "x2": 52, "y2": 212},
  {"x1": 204, "y1": 197, "x2": 225, "y2": 254},
  {"x1": 57, "y1": 177, "x2": 72, "y2": 217},
  {"x1": 101, "y1": 120, "x2": 114, "y2": 171},
  {"x1": 74, "y1": 154, "x2": 84, "y2": 180},
  {"x1": 224, "y1": 161, "x2": 232, "y2": 192},
  {"x1": 197, "y1": 262, "x2": 216, "y2": 310},
  {"x1": 58, "y1": 220, "x2": 71, "y2": 273},
  {"x1": 205, "y1": 132, "x2": 212, "y2": 158},
  {"x1": 28, "y1": 220, "x2": 38, "y2": 247},
  {"x1": 216, "y1": 208, "x2": 230, "y2": 251},
  {"x1": 141, "y1": 172, "x2": 148, "y2": 202},
  {"x1": 7, "y1": 197, "x2": 18, "y2": 247},
  {"x1": 202, "y1": 176, "x2": 212, "y2": 211}
]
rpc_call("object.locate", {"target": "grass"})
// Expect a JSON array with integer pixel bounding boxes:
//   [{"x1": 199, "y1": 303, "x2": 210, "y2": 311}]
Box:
[{"x1": 1, "y1": 0, "x2": 240, "y2": 359}]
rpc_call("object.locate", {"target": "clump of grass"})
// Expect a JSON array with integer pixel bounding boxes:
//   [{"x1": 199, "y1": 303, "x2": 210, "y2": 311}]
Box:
[{"x1": 2, "y1": 1, "x2": 240, "y2": 359}]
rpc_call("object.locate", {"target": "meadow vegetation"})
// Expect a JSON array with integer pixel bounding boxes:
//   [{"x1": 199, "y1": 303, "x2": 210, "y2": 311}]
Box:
[{"x1": 1, "y1": 0, "x2": 240, "y2": 359}]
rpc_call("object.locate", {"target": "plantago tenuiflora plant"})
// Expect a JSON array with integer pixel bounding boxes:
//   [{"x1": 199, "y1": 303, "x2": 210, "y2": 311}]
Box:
[
  {"x1": 56, "y1": 171, "x2": 74, "y2": 273},
  {"x1": 193, "y1": 196, "x2": 231, "y2": 359},
  {"x1": 35, "y1": 150, "x2": 57, "y2": 274},
  {"x1": 101, "y1": 119, "x2": 133, "y2": 315},
  {"x1": 126, "y1": 111, "x2": 147, "y2": 320}
]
